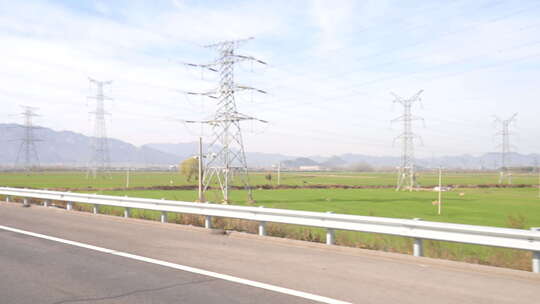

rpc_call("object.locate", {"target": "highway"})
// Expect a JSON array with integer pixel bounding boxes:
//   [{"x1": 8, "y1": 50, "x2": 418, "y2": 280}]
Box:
[
  {"x1": 0, "y1": 230, "x2": 313, "y2": 304},
  {"x1": 0, "y1": 201, "x2": 539, "y2": 303}
]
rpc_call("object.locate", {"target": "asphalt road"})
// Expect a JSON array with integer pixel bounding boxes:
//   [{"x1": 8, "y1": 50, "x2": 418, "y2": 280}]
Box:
[
  {"x1": 0, "y1": 228, "x2": 314, "y2": 304},
  {"x1": 0, "y1": 201, "x2": 539, "y2": 303}
]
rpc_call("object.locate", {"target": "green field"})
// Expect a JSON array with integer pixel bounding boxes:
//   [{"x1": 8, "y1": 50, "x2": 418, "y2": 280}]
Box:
[
  {"x1": 2, "y1": 170, "x2": 539, "y2": 271},
  {"x1": 91, "y1": 187, "x2": 540, "y2": 228},
  {"x1": 0, "y1": 170, "x2": 538, "y2": 189},
  {"x1": 2, "y1": 171, "x2": 539, "y2": 228}
]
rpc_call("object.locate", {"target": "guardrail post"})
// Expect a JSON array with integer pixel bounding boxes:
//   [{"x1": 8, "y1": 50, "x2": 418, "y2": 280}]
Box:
[
  {"x1": 66, "y1": 202, "x2": 73, "y2": 211},
  {"x1": 326, "y1": 229, "x2": 335, "y2": 245},
  {"x1": 258, "y1": 221, "x2": 266, "y2": 236},
  {"x1": 124, "y1": 207, "x2": 131, "y2": 218},
  {"x1": 325, "y1": 212, "x2": 335, "y2": 245},
  {"x1": 412, "y1": 218, "x2": 424, "y2": 257},
  {"x1": 258, "y1": 206, "x2": 266, "y2": 236},
  {"x1": 413, "y1": 238, "x2": 424, "y2": 257},
  {"x1": 93, "y1": 204, "x2": 98, "y2": 214},
  {"x1": 160, "y1": 211, "x2": 167, "y2": 223},
  {"x1": 532, "y1": 228, "x2": 540, "y2": 273},
  {"x1": 205, "y1": 215, "x2": 212, "y2": 229},
  {"x1": 326, "y1": 211, "x2": 336, "y2": 245},
  {"x1": 43, "y1": 200, "x2": 49, "y2": 207},
  {"x1": 5, "y1": 196, "x2": 10, "y2": 203},
  {"x1": 23, "y1": 198, "x2": 29, "y2": 207}
]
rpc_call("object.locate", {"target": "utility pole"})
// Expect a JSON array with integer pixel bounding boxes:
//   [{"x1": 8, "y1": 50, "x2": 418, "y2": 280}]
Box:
[
  {"x1": 438, "y1": 166, "x2": 443, "y2": 215},
  {"x1": 184, "y1": 38, "x2": 267, "y2": 203},
  {"x1": 391, "y1": 90, "x2": 424, "y2": 191},
  {"x1": 198, "y1": 136, "x2": 204, "y2": 202},
  {"x1": 538, "y1": 163, "x2": 540, "y2": 199},
  {"x1": 87, "y1": 77, "x2": 113, "y2": 179},
  {"x1": 15, "y1": 106, "x2": 41, "y2": 172},
  {"x1": 494, "y1": 113, "x2": 517, "y2": 184},
  {"x1": 535, "y1": 157, "x2": 540, "y2": 199},
  {"x1": 125, "y1": 167, "x2": 130, "y2": 188},
  {"x1": 277, "y1": 162, "x2": 281, "y2": 186},
  {"x1": 536, "y1": 167, "x2": 540, "y2": 198}
]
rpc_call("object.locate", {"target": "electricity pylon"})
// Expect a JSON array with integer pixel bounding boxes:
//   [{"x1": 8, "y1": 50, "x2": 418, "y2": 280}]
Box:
[
  {"x1": 184, "y1": 38, "x2": 267, "y2": 203},
  {"x1": 494, "y1": 113, "x2": 517, "y2": 184},
  {"x1": 391, "y1": 90, "x2": 424, "y2": 191},
  {"x1": 87, "y1": 77, "x2": 112, "y2": 179},
  {"x1": 15, "y1": 106, "x2": 41, "y2": 171}
]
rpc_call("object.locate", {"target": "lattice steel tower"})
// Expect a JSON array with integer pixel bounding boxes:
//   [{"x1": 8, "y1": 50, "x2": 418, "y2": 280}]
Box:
[
  {"x1": 391, "y1": 90, "x2": 424, "y2": 191},
  {"x1": 15, "y1": 106, "x2": 41, "y2": 171},
  {"x1": 185, "y1": 38, "x2": 267, "y2": 203},
  {"x1": 87, "y1": 77, "x2": 112, "y2": 179},
  {"x1": 494, "y1": 113, "x2": 517, "y2": 184}
]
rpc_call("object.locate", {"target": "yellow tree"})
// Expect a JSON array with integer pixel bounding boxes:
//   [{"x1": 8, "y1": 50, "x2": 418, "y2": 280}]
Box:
[{"x1": 179, "y1": 157, "x2": 198, "y2": 182}]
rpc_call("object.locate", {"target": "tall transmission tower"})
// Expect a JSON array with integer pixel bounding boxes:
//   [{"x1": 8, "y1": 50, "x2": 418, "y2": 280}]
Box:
[
  {"x1": 15, "y1": 106, "x2": 41, "y2": 171},
  {"x1": 87, "y1": 77, "x2": 113, "y2": 179},
  {"x1": 391, "y1": 90, "x2": 424, "y2": 191},
  {"x1": 184, "y1": 38, "x2": 267, "y2": 203},
  {"x1": 494, "y1": 113, "x2": 517, "y2": 184}
]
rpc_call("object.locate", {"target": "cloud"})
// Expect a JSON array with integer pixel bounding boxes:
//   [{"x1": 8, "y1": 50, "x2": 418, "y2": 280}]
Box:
[{"x1": 0, "y1": 0, "x2": 539, "y2": 157}]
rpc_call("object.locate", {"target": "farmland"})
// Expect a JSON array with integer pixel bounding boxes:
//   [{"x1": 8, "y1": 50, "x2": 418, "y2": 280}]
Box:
[
  {"x1": 0, "y1": 170, "x2": 538, "y2": 189},
  {"x1": 1, "y1": 170, "x2": 539, "y2": 228}
]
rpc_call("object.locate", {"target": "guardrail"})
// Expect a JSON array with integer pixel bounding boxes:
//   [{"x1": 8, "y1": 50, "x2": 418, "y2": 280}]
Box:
[{"x1": 1, "y1": 186, "x2": 539, "y2": 273}]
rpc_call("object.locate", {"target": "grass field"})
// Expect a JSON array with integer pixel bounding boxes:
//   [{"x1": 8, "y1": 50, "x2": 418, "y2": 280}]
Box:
[
  {"x1": 2, "y1": 171, "x2": 539, "y2": 228},
  {"x1": 2, "y1": 170, "x2": 539, "y2": 271},
  {"x1": 91, "y1": 187, "x2": 540, "y2": 228},
  {"x1": 0, "y1": 170, "x2": 538, "y2": 189}
]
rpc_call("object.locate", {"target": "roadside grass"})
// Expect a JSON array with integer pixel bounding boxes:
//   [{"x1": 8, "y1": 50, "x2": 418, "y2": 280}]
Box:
[
  {"x1": 68, "y1": 196, "x2": 534, "y2": 272},
  {"x1": 47, "y1": 187, "x2": 537, "y2": 272}
]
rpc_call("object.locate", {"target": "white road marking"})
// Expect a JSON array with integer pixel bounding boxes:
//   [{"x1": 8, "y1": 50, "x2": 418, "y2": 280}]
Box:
[{"x1": 0, "y1": 224, "x2": 351, "y2": 304}]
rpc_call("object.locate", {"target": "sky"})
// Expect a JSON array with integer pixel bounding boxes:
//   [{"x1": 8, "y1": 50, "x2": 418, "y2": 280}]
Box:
[{"x1": 1, "y1": 0, "x2": 539, "y2": 158}]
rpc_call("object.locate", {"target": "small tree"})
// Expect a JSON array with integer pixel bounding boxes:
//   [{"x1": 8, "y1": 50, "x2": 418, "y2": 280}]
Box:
[{"x1": 179, "y1": 157, "x2": 198, "y2": 182}]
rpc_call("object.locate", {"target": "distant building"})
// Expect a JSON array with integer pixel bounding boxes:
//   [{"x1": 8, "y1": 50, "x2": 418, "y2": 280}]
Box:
[{"x1": 299, "y1": 165, "x2": 322, "y2": 171}]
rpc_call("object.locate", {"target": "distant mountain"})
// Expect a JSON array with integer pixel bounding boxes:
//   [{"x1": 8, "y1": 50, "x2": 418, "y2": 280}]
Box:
[
  {"x1": 145, "y1": 142, "x2": 291, "y2": 167},
  {"x1": 242, "y1": 152, "x2": 291, "y2": 167},
  {"x1": 338, "y1": 154, "x2": 401, "y2": 167},
  {"x1": 320, "y1": 156, "x2": 348, "y2": 168},
  {"x1": 143, "y1": 142, "x2": 202, "y2": 160},
  {"x1": 0, "y1": 124, "x2": 180, "y2": 166},
  {"x1": 2, "y1": 123, "x2": 537, "y2": 169},
  {"x1": 146, "y1": 141, "x2": 539, "y2": 170},
  {"x1": 335, "y1": 152, "x2": 539, "y2": 170},
  {"x1": 282, "y1": 157, "x2": 319, "y2": 168}
]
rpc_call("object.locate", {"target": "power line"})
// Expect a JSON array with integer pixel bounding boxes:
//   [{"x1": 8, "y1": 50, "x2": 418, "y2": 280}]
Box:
[
  {"x1": 87, "y1": 77, "x2": 113, "y2": 179},
  {"x1": 267, "y1": 0, "x2": 475, "y2": 71},
  {"x1": 184, "y1": 38, "x2": 267, "y2": 203},
  {"x1": 494, "y1": 113, "x2": 517, "y2": 184},
  {"x1": 15, "y1": 106, "x2": 41, "y2": 171},
  {"x1": 261, "y1": 2, "x2": 540, "y2": 98},
  {"x1": 392, "y1": 90, "x2": 424, "y2": 191}
]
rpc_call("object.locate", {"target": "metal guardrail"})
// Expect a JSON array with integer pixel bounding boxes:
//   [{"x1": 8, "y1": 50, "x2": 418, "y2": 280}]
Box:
[{"x1": 1, "y1": 186, "x2": 539, "y2": 273}]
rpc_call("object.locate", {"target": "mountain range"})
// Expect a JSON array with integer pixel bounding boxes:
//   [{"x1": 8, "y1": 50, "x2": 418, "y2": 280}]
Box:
[
  {"x1": 1, "y1": 124, "x2": 538, "y2": 169},
  {"x1": 0, "y1": 124, "x2": 178, "y2": 167}
]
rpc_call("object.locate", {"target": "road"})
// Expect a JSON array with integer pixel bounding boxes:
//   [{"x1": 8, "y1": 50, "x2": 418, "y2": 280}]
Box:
[
  {"x1": 0, "y1": 201, "x2": 539, "y2": 303},
  {"x1": 0, "y1": 230, "x2": 313, "y2": 304}
]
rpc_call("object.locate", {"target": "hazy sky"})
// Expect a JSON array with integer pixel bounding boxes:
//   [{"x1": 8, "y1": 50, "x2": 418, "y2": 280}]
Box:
[{"x1": 1, "y1": 0, "x2": 539, "y2": 157}]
